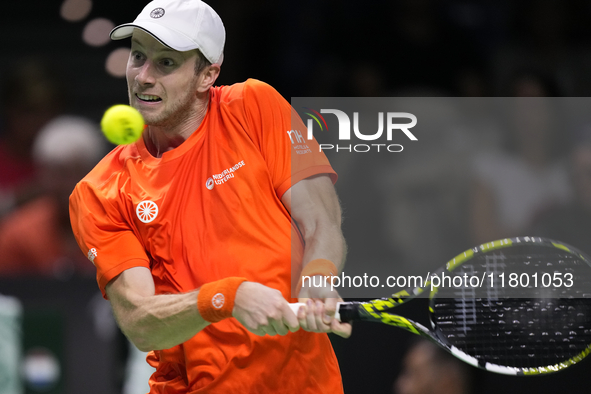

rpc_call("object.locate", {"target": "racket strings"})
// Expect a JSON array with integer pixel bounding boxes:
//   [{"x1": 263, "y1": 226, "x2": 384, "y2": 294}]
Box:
[
  {"x1": 431, "y1": 245, "x2": 591, "y2": 369},
  {"x1": 433, "y1": 298, "x2": 591, "y2": 368}
]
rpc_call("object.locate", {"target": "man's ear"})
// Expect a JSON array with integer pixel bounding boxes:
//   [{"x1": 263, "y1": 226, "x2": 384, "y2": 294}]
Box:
[{"x1": 197, "y1": 65, "x2": 221, "y2": 93}]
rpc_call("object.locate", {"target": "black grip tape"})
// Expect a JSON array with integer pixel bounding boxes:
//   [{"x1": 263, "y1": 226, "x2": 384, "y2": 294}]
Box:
[{"x1": 338, "y1": 302, "x2": 360, "y2": 323}]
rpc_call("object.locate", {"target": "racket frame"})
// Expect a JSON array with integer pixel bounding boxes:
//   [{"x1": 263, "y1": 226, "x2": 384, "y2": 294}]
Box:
[{"x1": 290, "y1": 236, "x2": 591, "y2": 375}]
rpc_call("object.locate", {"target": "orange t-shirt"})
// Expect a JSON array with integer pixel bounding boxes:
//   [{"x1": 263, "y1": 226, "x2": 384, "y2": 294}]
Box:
[{"x1": 69, "y1": 79, "x2": 342, "y2": 393}]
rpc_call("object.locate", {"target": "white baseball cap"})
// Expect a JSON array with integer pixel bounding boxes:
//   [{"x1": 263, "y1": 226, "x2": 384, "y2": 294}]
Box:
[{"x1": 110, "y1": 0, "x2": 225, "y2": 65}]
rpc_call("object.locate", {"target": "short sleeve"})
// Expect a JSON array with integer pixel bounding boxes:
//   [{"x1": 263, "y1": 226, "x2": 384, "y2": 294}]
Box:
[
  {"x1": 69, "y1": 181, "x2": 150, "y2": 298},
  {"x1": 242, "y1": 79, "x2": 336, "y2": 198}
]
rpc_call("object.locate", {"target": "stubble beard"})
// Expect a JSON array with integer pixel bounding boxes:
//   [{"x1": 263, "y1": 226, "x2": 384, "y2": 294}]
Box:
[{"x1": 128, "y1": 80, "x2": 200, "y2": 130}]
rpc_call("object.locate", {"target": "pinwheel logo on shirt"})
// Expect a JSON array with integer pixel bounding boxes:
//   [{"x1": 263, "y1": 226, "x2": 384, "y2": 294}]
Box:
[{"x1": 136, "y1": 200, "x2": 159, "y2": 223}]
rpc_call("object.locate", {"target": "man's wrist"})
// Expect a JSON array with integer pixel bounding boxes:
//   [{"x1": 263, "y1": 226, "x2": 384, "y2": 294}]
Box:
[
  {"x1": 197, "y1": 277, "x2": 248, "y2": 323},
  {"x1": 296, "y1": 259, "x2": 338, "y2": 293}
]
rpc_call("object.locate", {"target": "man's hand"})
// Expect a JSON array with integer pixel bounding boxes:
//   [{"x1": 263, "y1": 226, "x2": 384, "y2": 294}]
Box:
[
  {"x1": 233, "y1": 282, "x2": 300, "y2": 336},
  {"x1": 297, "y1": 275, "x2": 352, "y2": 338}
]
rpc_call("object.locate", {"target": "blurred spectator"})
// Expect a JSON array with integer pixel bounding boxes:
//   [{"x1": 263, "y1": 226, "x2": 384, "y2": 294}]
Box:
[
  {"x1": 468, "y1": 71, "x2": 571, "y2": 244},
  {"x1": 0, "y1": 59, "x2": 66, "y2": 216},
  {"x1": 347, "y1": 62, "x2": 388, "y2": 97},
  {"x1": 492, "y1": 0, "x2": 591, "y2": 96},
  {"x1": 530, "y1": 134, "x2": 591, "y2": 256},
  {"x1": 394, "y1": 338, "x2": 473, "y2": 394},
  {"x1": 456, "y1": 67, "x2": 491, "y2": 97},
  {"x1": 387, "y1": 0, "x2": 483, "y2": 95},
  {"x1": 0, "y1": 114, "x2": 155, "y2": 394},
  {"x1": 508, "y1": 68, "x2": 562, "y2": 97},
  {"x1": 376, "y1": 97, "x2": 472, "y2": 275},
  {"x1": 0, "y1": 115, "x2": 105, "y2": 279}
]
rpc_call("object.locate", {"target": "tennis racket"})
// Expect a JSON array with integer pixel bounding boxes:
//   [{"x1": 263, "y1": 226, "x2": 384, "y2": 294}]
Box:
[{"x1": 290, "y1": 236, "x2": 591, "y2": 375}]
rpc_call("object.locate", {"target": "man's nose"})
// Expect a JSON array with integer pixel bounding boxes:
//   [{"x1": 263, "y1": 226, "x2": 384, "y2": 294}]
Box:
[{"x1": 136, "y1": 62, "x2": 156, "y2": 85}]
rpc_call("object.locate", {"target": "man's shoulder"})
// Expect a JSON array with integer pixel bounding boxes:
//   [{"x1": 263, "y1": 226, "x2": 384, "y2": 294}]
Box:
[
  {"x1": 77, "y1": 144, "x2": 138, "y2": 191},
  {"x1": 214, "y1": 79, "x2": 281, "y2": 103}
]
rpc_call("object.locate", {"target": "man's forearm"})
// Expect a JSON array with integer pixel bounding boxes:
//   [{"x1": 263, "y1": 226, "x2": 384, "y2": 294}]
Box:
[
  {"x1": 106, "y1": 272, "x2": 210, "y2": 352},
  {"x1": 113, "y1": 290, "x2": 209, "y2": 352},
  {"x1": 300, "y1": 221, "x2": 347, "y2": 271}
]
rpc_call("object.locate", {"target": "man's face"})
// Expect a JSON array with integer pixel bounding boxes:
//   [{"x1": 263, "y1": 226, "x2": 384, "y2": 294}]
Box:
[{"x1": 126, "y1": 29, "x2": 201, "y2": 127}]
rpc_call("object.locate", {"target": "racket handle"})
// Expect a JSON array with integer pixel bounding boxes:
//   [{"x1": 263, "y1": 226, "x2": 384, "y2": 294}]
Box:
[
  {"x1": 288, "y1": 302, "x2": 344, "y2": 322},
  {"x1": 288, "y1": 303, "x2": 306, "y2": 315}
]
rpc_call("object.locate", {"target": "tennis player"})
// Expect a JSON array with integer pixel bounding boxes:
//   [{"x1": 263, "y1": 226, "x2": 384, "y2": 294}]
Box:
[{"x1": 69, "y1": 0, "x2": 351, "y2": 392}]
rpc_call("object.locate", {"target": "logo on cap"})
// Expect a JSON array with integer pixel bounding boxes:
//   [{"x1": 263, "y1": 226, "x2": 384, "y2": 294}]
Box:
[{"x1": 150, "y1": 8, "x2": 165, "y2": 18}]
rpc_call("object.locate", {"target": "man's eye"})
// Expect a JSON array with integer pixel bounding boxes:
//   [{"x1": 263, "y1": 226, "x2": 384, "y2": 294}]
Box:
[
  {"x1": 131, "y1": 51, "x2": 144, "y2": 61},
  {"x1": 161, "y1": 59, "x2": 174, "y2": 67}
]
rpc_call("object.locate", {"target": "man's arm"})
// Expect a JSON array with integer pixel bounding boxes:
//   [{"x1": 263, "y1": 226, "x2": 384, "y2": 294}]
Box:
[
  {"x1": 281, "y1": 174, "x2": 351, "y2": 338},
  {"x1": 106, "y1": 267, "x2": 300, "y2": 352},
  {"x1": 106, "y1": 267, "x2": 207, "y2": 351}
]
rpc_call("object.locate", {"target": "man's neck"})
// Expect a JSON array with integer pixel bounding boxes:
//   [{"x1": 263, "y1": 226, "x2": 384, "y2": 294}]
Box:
[{"x1": 144, "y1": 94, "x2": 209, "y2": 158}]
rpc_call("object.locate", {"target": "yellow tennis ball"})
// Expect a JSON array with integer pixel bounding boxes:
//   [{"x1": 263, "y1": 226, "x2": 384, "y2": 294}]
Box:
[{"x1": 100, "y1": 105, "x2": 144, "y2": 145}]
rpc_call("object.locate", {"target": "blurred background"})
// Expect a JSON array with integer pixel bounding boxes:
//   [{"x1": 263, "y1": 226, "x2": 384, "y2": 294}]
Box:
[{"x1": 2, "y1": 0, "x2": 591, "y2": 393}]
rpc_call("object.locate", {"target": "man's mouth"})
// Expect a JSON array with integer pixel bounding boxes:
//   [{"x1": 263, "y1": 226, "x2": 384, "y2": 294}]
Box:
[{"x1": 136, "y1": 93, "x2": 162, "y2": 102}]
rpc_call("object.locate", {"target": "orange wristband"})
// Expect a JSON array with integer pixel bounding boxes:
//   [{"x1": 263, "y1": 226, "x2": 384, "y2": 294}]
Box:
[
  {"x1": 296, "y1": 259, "x2": 338, "y2": 292},
  {"x1": 197, "y1": 277, "x2": 248, "y2": 323}
]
